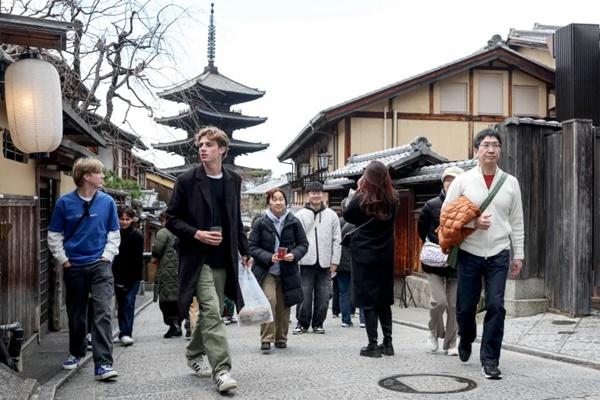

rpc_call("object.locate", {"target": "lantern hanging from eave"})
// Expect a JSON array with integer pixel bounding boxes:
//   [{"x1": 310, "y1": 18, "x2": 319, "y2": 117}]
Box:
[{"x1": 4, "y1": 55, "x2": 63, "y2": 156}]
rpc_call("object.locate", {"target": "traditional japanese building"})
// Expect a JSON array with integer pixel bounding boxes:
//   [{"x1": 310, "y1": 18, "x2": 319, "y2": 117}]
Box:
[{"x1": 153, "y1": 3, "x2": 268, "y2": 172}]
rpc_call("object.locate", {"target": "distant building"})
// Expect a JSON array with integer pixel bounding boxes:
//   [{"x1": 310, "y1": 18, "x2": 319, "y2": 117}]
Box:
[{"x1": 153, "y1": 4, "x2": 268, "y2": 173}]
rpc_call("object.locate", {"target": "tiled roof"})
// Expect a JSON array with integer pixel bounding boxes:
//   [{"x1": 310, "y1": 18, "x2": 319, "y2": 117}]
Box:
[
  {"x1": 325, "y1": 137, "x2": 447, "y2": 179},
  {"x1": 507, "y1": 23, "x2": 561, "y2": 49},
  {"x1": 502, "y1": 117, "x2": 562, "y2": 128},
  {"x1": 394, "y1": 159, "x2": 478, "y2": 185},
  {"x1": 322, "y1": 177, "x2": 355, "y2": 191},
  {"x1": 158, "y1": 67, "x2": 264, "y2": 100},
  {"x1": 243, "y1": 178, "x2": 288, "y2": 195}
]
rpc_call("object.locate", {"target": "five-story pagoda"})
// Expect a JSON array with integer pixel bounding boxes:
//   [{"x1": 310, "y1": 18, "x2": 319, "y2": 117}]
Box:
[{"x1": 153, "y1": 3, "x2": 268, "y2": 174}]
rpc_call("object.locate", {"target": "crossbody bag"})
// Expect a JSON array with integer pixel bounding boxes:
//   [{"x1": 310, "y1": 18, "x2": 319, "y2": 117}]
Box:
[{"x1": 447, "y1": 172, "x2": 508, "y2": 269}]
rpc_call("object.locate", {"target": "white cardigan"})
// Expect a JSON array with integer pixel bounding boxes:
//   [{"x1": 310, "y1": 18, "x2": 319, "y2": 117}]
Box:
[
  {"x1": 443, "y1": 165, "x2": 525, "y2": 260},
  {"x1": 295, "y1": 206, "x2": 341, "y2": 268}
]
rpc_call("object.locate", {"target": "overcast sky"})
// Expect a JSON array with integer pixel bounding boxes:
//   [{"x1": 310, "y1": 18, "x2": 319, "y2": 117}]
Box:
[{"x1": 128, "y1": 0, "x2": 599, "y2": 176}]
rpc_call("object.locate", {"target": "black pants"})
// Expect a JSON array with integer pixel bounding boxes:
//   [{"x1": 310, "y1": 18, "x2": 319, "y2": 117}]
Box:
[
  {"x1": 297, "y1": 265, "x2": 331, "y2": 329},
  {"x1": 332, "y1": 276, "x2": 340, "y2": 316},
  {"x1": 456, "y1": 249, "x2": 509, "y2": 367},
  {"x1": 363, "y1": 305, "x2": 392, "y2": 345},
  {"x1": 159, "y1": 301, "x2": 180, "y2": 326},
  {"x1": 63, "y1": 261, "x2": 114, "y2": 368}
]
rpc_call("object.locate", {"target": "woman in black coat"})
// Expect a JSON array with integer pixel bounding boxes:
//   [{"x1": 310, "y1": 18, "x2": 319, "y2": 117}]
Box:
[
  {"x1": 249, "y1": 188, "x2": 308, "y2": 352},
  {"x1": 112, "y1": 207, "x2": 144, "y2": 346},
  {"x1": 344, "y1": 161, "x2": 398, "y2": 358}
]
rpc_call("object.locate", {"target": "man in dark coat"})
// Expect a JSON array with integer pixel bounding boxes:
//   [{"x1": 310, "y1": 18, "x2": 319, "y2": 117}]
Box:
[{"x1": 166, "y1": 126, "x2": 250, "y2": 393}]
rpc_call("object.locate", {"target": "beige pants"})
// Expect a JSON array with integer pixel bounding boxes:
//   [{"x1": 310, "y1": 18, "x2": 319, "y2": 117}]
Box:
[
  {"x1": 427, "y1": 273, "x2": 458, "y2": 350},
  {"x1": 260, "y1": 274, "x2": 290, "y2": 344}
]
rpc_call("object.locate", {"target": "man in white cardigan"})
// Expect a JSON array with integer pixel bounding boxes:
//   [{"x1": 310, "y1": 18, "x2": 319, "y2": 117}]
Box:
[
  {"x1": 293, "y1": 181, "x2": 341, "y2": 335},
  {"x1": 443, "y1": 128, "x2": 524, "y2": 380}
]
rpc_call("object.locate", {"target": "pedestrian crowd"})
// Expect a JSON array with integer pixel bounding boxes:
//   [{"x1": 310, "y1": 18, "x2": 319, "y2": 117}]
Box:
[{"x1": 47, "y1": 126, "x2": 524, "y2": 391}]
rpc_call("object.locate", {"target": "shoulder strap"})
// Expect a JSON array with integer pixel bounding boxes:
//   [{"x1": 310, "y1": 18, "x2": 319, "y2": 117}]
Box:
[
  {"x1": 64, "y1": 191, "x2": 98, "y2": 243},
  {"x1": 343, "y1": 217, "x2": 374, "y2": 237},
  {"x1": 480, "y1": 173, "x2": 507, "y2": 213}
]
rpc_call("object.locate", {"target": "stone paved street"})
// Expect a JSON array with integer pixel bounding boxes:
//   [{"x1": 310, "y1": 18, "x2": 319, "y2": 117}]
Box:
[{"x1": 55, "y1": 303, "x2": 600, "y2": 400}]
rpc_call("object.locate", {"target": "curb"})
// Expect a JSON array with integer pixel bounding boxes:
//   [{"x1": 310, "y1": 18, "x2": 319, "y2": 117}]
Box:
[
  {"x1": 35, "y1": 298, "x2": 154, "y2": 400},
  {"x1": 392, "y1": 318, "x2": 600, "y2": 371}
]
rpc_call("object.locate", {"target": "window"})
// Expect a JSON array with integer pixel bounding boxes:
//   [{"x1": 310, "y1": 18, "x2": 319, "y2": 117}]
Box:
[
  {"x1": 513, "y1": 85, "x2": 539, "y2": 116},
  {"x1": 2, "y1": 130, "x2": 28, "y2": 163},
  {"x1": 440, "y1": 83, "x2": 468, "y2": 114},
  {"x1": 478, "y1": 73, "x2": 503, "y2": 115}
]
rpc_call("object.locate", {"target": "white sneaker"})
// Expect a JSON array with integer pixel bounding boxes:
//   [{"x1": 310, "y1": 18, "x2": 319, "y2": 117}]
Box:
[
  {"x1": 446, "y1": 346, "x2": 459, "y2": 356},
  {"x1": 215, "y1": 370, "x2": 238, "y2": 393},
  {"x1": 187, "y1": 356, "x2": 212, "y2": 378},
  {"x1": 120, "y1": 336, "x2": 134, "y2": 346},
  {"x1": 113, "y1": 336, "x2": 121, "y2": 344},
  {"x1": 427, "y1": 333, "x2": 439, "y2": 352}
]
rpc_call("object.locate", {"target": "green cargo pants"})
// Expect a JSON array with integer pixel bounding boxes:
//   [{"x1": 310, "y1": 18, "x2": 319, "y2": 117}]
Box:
[{"x1": 186, "y1": 265, "x2": 230, "y2": 376}]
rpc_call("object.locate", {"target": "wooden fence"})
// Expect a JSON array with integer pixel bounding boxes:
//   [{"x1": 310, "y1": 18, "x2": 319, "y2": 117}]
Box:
[
  {"x1": 498, "y1": 119, "x2": 595, "y2": 316},
  {"x1": 0, "y1": 195, "x2": 40, "y2": 339}
]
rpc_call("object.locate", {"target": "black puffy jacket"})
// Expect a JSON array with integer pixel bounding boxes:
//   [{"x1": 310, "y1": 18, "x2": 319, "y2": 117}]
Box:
[{"x1": 249, "y1": 213, "x2": 308, "y2": 307}]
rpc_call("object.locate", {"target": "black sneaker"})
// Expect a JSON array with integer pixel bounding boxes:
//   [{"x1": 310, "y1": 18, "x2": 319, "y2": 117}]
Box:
[
  {"x1": 292, "y1": 324, "x2": 307, "y2": 335},
  {"x1": 458, "y1": 340, "x2": 471, "y2": 362},
  {"x1": 313, "y1": 326, "x2": 325, "y2": 334},
  {"x1": 360, "y1": 343, "x2": 382, "y2": 358},
  {"x1": 261, "y1": 342, "x2": 271, "y2": 352},
  {"x1": 379, "y1": 341, "x2": 395, "y2": 356},
  {"x1": 481, "y1": 364, "x2": 502, "y2": 380}
]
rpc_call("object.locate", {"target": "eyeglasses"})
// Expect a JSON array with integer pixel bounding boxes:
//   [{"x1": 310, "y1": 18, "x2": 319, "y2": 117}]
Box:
[{"x1": 479, "y1": 142, "x2": 501, "y2": 150}]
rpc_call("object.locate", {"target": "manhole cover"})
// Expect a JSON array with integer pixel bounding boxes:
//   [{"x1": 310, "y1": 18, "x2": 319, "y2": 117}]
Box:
[
  {"x1": 552, "y1": 320, "x2": 576, "y2": 325},
  {"x1": 378, "y1": 374, "x2": 477, "y2": 394}
]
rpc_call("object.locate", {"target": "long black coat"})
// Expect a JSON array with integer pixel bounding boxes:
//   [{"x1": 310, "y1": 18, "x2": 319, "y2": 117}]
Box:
[
  {"x1": 112, "y1": 226, "x2": 144, "y2": 289},
  {"x1": 166, "y1": 165, "x2": 249, "y2": 317},
  {"x1": 249, "y1": 213, "x2": 308, "y2": 307},
  {"x1": 343, "y1": 195, "x2": 397, "y2": 308}
]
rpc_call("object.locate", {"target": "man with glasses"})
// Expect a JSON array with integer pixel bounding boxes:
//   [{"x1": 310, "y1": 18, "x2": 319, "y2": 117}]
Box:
[
  {"x1": 47, "y1": 157, "x2": 120, "y2": 381},
  {"x1": 443, "y1": 128, "x2": 524, "y2": 380}
]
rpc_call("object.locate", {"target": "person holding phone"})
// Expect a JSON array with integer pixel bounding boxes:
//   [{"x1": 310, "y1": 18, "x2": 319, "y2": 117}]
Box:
[
  {"x1": 249, "y1": 188, "x2": 308, "y2": 352},
  {"x1": 166, "y1": 126, "x2": 251, "y2": 393}
]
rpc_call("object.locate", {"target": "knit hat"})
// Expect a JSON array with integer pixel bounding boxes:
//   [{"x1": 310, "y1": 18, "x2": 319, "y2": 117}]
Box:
[
  {"x1": 305, "y1": 181, "x2": 323, "y2": 192},
  {"x1": 441, "y1": 166, "x2": 465, "y2": 182}
]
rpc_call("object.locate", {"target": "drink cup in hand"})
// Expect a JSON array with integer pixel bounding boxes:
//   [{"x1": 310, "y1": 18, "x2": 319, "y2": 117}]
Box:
[
  {"x1": 210, "y1": 225, "x2": 222, "y2": 237},
  {"x1": 277, "y1": 247, "x2": 287, "y2": 260}
]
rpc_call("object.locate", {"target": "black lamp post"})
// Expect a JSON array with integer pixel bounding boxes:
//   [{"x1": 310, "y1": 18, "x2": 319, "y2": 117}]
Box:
[{"x1": 317, "y1": 153, "x2": 330, "y2": 171}]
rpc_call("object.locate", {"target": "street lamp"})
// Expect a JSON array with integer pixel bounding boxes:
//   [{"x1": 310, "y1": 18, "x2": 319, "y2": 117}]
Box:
[
  {"x1": 4, "y1": 54, "x2": 62, "y2": 157},
  {"x1": 285, "y1": 171, "x2": 294, "y2": 182},
  {"x1": 317, "y1": 153, "x2": 330, "y2": 171},
  {"x1": 300, "y1": 163, "x2": 311, "y2": 177}
]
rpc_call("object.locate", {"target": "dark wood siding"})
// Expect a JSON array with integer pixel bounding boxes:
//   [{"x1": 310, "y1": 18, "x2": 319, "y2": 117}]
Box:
[
  {"x1": 0, "y1": 196, "x2": 40, "y2": 340},
  {"x1": 395, "y1": 189, "x2": 417, "y2": 277}
]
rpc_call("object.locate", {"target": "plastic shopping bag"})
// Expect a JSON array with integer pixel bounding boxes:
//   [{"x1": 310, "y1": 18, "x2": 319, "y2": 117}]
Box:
[{"x1": 237, "y1": 262, "x2": 273, "y2": 325}]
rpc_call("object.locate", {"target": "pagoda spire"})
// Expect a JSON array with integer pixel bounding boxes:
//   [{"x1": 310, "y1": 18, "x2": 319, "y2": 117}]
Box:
[{"x1": 207, "y1": 3, "x2": 216, "y2": 70}]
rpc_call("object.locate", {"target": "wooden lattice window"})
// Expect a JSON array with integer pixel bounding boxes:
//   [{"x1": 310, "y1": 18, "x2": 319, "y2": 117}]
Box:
[{"x1": 2, "y1": 130, "x2": 28, "y2": 163}]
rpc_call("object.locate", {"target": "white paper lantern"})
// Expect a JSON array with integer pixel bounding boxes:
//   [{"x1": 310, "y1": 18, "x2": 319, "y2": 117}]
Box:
[{"x1": 4, "y1": 57, "x2": 63, "y2": 154}]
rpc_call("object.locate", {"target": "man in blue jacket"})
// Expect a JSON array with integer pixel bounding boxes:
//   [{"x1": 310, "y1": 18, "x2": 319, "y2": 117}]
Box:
[{"x1": 48, "y1": 157, "x2": 120, "y2": 381}]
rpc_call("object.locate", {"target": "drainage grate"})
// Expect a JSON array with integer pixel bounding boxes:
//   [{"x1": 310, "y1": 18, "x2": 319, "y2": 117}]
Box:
[
  {"x1": 552, "y1": 320, "x2": 576, "y2": 325},
  {"x1": 378, "y1": 374, "x2": 477, "y2": 394}
]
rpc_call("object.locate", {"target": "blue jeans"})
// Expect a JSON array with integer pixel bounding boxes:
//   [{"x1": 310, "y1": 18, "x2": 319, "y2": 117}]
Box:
[
  {"x1": 63, "y1": 261, "x2": 114, "y2": 368},
  {"x1": 336, "y1": 272, "x2": 352, "y2": 324},
  {"x1": 297, "y1": 264, "x2": 331, "y2": 329},
  {"x1": 115, "y1": 280, "x2": 140, "y2": 338},
  {"x1": 456, "y1": 249, "x2": 509, "y2": 367}
]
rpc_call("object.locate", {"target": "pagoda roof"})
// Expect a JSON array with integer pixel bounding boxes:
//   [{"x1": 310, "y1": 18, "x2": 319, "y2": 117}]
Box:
[
  {"x1": 155, "y1": 106, "x2": 267, "y2": 132},
  {"x1": 158, "y1": 66, "x2": 265, "y2": 106},
  {"x1": 152, "y1": 136, "x2": 268, "y2": 158}
]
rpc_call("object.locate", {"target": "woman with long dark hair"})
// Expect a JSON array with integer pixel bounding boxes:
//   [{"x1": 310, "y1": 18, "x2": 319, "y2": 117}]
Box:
[{"x1": 343, "y1": 161, "x2": 399, "y2": 358}]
